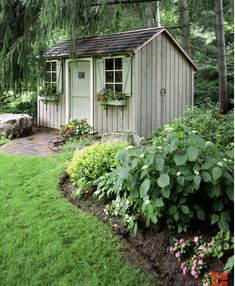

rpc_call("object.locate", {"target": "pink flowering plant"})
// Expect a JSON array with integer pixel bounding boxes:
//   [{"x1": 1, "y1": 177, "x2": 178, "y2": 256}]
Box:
[{"x1": 169, "y1": 231, "x2": 233, "y2": 283}]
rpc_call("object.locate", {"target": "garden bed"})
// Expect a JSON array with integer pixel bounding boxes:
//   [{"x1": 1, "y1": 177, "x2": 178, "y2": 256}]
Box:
[{"x1": 60, "y1": 174, "x2": 233, "y2": 286}]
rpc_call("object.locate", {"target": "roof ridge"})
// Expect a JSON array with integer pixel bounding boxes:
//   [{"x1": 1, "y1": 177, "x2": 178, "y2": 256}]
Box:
[{"x1": 58, "y1": 27, "x2": 164, "y2": 42}]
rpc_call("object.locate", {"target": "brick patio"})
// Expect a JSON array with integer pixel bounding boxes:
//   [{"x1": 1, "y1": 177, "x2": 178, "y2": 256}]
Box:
[{"x1": 0, "y1": 127, "x2": 61, "y2": 156}]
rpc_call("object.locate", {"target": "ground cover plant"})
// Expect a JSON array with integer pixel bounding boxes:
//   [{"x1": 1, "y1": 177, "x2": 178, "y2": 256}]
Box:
[
  {"x1": 0, "y1": 136, "x2": 9, "y2": 146},
  {"x1": 0, "y1": 153, "x2": 152, "y2": 286}
]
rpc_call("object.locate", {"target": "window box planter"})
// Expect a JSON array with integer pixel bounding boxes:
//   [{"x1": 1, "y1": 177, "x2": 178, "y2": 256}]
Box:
[
  {"x1": 106, "y1": 100, "x2": 127, "y2": 106},
  {"x1": 39, "y1": 95, "x2": 60, "y2": 102}
]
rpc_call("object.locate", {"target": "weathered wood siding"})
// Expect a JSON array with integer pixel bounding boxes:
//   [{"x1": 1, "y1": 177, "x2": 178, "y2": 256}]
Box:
[
  {"x1": 37, "y1": 61, "x2": 66, "y2": 129},
  {"x1": 93, "y1": 57, "x2": 135, "y2": 135},
  {"x1": 134, "y1": 33, "x2": 194, "y2": 138}
]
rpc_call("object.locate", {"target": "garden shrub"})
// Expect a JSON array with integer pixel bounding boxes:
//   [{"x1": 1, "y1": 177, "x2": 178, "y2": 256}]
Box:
[
  {"x1": 152, "y1": 105, "x2": 234, "y2": 149},
  {"x1": 67, "y1": 142, "x2": 127, "y2": 197},
  {"x1": 60, "y1": 119, "x2": 93, "y2": 140},
  {"x1": 95, "y1": 126, "x2": 234, "y2": 233}
]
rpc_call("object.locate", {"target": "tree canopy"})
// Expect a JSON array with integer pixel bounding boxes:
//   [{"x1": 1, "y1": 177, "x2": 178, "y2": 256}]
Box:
[{"x1": 0, "y1": 0, "x2": 233, "y2": 107}]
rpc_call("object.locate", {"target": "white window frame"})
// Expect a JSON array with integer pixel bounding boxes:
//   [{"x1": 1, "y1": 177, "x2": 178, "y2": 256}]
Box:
[{"x1": 45, "y1": 60, "x2": 57, "y2": 89}]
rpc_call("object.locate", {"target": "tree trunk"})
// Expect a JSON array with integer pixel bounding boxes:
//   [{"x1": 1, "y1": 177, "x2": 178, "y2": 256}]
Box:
[
  {"x1": 156, "y1": 1, "x2": 161, "y2": 27},
  {"x1": 215, "y1": 0, "x2": 228, "y2": 113},
  {"x1": 178, "y1": 0, "x2": 191, "y2": 56}
]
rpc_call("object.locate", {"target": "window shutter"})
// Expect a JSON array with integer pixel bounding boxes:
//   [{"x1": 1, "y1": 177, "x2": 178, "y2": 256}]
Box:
[
  {"x1": 96, "y1": 59, "x2": 105, "y2": 92},
  {"x1": 122, "y1": 57, "x2": 132, "y2": 96},
  {"x1": 56, "y1": 61, "x2": 63, "y2": 93}
]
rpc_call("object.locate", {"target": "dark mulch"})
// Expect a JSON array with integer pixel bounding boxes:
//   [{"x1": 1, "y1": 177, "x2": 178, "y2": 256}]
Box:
[{"x1": 60, "y1": 173, "x2": 233, "y2": 286}]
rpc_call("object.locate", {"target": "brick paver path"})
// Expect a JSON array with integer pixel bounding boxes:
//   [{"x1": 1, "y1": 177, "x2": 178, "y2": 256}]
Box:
[{"x1": 0, "y1": 127, "x2": 61, "y2": 156}]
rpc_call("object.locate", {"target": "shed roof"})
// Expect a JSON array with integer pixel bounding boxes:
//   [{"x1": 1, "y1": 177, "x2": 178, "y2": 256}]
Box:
[{"x1": 44, "y1": 27, "x2": 197, "y2": 70}]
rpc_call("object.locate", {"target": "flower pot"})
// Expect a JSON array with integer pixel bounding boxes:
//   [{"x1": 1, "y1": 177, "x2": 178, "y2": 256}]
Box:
[{"x1": 106, "y1": 100, "x2": 127, "y2": 106}]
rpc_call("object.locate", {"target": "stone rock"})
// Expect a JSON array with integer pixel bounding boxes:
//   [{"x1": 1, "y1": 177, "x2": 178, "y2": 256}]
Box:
[
  {"x1": 101, "y1": 131, "x2": 141, "y2": 147},
  {"x1": 0, "y1": 113, "x2": 33, "y2": 138}
]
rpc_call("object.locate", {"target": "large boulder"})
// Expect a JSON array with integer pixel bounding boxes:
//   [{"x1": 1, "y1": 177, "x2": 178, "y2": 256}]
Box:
[
  {"x1": 101, "y1": 131, "x2": 141, "y2": 146},
  {"x1": 0, "y1": 113, "x2": 33, "y2": 138}
]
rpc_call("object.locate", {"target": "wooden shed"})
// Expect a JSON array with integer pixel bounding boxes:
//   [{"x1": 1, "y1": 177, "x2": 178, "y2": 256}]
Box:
[{"x1": 38, "y1": 27, "x2": 197, "y2": 138}]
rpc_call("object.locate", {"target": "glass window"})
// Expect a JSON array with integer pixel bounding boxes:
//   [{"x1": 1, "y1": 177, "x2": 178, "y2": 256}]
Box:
[
  {"x1": 45, "y1": 61, "x2": 57, "y2": 89},
  {"x1": 105, "y1": 58, "x2": 123, "y2": 93}
]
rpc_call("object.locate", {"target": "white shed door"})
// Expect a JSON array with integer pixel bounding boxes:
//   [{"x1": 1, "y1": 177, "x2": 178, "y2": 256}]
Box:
[{"x1": 70, "y1": 61, "x2": 91, "y2": 124}]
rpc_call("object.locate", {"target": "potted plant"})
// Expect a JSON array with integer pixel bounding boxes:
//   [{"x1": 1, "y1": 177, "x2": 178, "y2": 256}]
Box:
[
  {"x1": 96, "y1": 89, "x2": 127, "y2": 108},
  {"x1": 38, "y1": 86, "x2": 61, "y2": 102}
]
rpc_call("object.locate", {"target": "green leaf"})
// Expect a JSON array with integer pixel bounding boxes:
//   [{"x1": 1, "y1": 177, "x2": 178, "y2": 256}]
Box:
[
  {"x1": 213, "y1": 200, "x2": 224, "y2": 212},
  {"x1": 212, "y1": 185, "x2": 221, "y2": 197},
  {"x1": 139, "y1": 178, "x2": 150, "y2": 198},
  {"x1": 177, "y1": 176, "x2": 185, "y2": 186},
  {"x1": 173, "y1": 154, "x2": 187, "y2": 166},
  {"x1": 224, "y1": 255, "x2": 234, "y2": 273},
  {"x1": 194, "y1": 175, "x2": 201, "y2": 186},
  {"x1": 157, "y1": 174, "x2": 170, "y2": 188},
  {"x1": 212, "y1": 167, "x2": 222, "y2": 181},
  {"x1": 156, "y1": 158, "x2": 164, "y2": 171},
  {"x1": 186, "y1": 146, "x2": 198, "y2": 161},
  {"x1": 169, "y1": 205, "x2": 177, "y2": 215},
  {"x1": 173, "y1": 212, "x2": 179, "y2": 221},
  {"x1": 181, "y1": 205, "x2": 189, "y2": 214},
  {"x1": 225, "y1": 150, "x2": 234, "y2": 159},
  {"x1": 201, "y1": 171, "x2": 212, "y2": 182},
  {"x1": 131, "y1": 159, "x2": 138, "y2": 170},
  {"x1": 211, "y1": 214, "x2": 219, "y2": 225},
  {"x1": 223, "y1": 170, "x2": 234, "y2": 183},
  {"x1": 161, "y1": 188, "x2": 170, "y2": 198},
  {"x1": 201, "y1": 160, "x2": 215, "y2": 170},
  {"x1": 226, "y1": 186, "x2": 234, "y2": 201},
  {"x1": 220, "y1": 212, "x2": 231, "y2": 222},
  {"x1": 155, "y1": 198, "x2": 164, "y2": 208},
  {"x1": 196, "y1": 209, "x2": 205, "y2": 220},
  {"x1": 218, "y1": 219, "x2": 229, "y2": 231}
]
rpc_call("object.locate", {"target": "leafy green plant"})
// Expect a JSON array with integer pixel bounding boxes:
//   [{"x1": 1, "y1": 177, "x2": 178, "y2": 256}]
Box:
[
  {"x1": 38, "y1": 85, "x2": 61, "y2": 98},
  {"x1": 95, "y1": 126, "x2": 234, "y2": 233},
  {"x1": 67, "y1": 142, "x2": 127, "y2": 197},
  {"x1": 60, "y1": 119, "x2": 93, "y2": 139},
  {"x1": 152, "y1": 105, "x2": 234, "y2": 149},
  {"x1": 0, "y1": 136, "x2": 9, "y2": 146},
  {"x1": 96, "y1": 89, "x2": 126, "y2": 108}
]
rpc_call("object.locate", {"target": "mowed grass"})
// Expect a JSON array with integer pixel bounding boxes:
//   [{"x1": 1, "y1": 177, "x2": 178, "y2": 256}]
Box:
[{"x1": 0, "y1": 153, "x2": 150, "y2": 286}]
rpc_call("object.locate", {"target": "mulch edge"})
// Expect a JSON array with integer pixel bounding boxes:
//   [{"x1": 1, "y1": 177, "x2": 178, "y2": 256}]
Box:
[{"x1": 59, "y1": 172, "x2": 207, "y2": 286}]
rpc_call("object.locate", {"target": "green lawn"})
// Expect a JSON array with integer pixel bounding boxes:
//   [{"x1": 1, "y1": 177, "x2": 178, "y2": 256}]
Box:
[{"x1": 0, "y1": 153, "x2": 151, "y2": 286}]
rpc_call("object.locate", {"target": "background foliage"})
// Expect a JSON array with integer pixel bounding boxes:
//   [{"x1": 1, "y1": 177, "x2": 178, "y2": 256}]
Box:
[{"x1": 0, "y1": 0, "x2": 233, "y2": 114}]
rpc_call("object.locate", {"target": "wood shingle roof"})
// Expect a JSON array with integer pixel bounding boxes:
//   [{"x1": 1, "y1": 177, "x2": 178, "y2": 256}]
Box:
[
  {"x1": 44, "y1": 27, "x2": 197, "y2": 70},
  {"x1": 44, "y1": 27, "x2": 164, "y2": 58}
]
